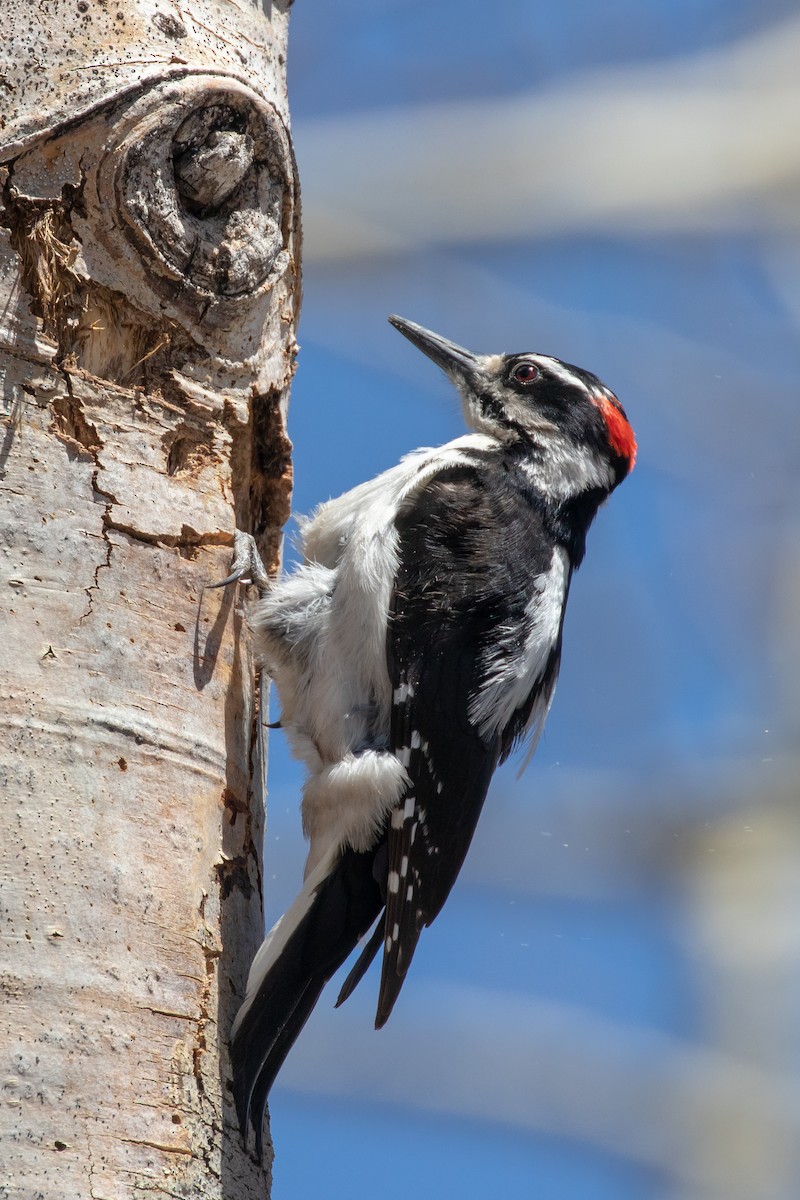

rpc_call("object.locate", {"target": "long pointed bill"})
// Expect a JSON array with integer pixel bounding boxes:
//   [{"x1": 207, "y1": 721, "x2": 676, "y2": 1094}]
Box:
[{"x1": 388, "y1": 315, "x2": 480, "y2": 378}]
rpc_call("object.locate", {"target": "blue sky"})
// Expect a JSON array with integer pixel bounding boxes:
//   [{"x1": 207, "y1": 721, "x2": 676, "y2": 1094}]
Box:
[{"x1": 262, "y1": 4, "x2": 800, "y2": 1197}]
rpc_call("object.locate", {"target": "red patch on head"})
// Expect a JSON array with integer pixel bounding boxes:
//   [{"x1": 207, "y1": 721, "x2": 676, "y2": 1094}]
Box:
[{"x1": 594, "y1": 395, "x2": 637, "y2": 470}]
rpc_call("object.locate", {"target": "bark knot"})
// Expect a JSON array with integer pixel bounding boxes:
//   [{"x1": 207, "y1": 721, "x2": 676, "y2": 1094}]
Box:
[{"x1": 114, "y1": 91, "x2": 295, "y2": 300}]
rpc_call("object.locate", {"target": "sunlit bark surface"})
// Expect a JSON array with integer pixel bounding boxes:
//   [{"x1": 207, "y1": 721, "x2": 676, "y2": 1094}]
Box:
[{"x1": 0, "y1": 2, "x2": 299, "y2": 1195}]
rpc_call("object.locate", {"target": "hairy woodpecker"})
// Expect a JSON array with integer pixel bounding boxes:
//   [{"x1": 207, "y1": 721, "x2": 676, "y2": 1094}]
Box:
[{"x1": 229, "y1": 315, "x2": 636, "y2": 1154}]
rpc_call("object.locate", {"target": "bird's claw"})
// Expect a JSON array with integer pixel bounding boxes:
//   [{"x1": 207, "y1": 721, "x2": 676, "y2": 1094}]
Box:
[{"x1": 209, "y1": 530, "x2": 270, "y2": 592}]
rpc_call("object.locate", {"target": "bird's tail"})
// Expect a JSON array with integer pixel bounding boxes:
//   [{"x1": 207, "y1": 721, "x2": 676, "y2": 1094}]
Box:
[{"x1": 230, "y1": 841, "x2": 384, "y2": 1157}]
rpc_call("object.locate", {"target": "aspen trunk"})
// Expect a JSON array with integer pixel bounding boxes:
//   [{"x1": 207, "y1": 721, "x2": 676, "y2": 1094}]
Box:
[{"x1": 0, "y1": 3, "x2": 298, "y2": 1195}]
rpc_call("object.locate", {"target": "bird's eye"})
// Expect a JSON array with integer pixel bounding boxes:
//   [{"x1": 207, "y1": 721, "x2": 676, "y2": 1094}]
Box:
[{"x1": 511, "y1": 361, "x2": 539, "y2": 385}]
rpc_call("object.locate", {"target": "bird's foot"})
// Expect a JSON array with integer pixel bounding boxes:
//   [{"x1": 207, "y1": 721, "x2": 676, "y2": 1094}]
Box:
[{"x1": 209, "y1": 530, "x2": 270, "y2": 592}]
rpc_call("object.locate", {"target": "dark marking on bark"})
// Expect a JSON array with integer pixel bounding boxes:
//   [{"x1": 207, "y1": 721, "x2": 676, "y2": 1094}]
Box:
[
  {"x1": 2, "y1": 187, "x2": 81, "y2": 351},
  {"x1": 222, "y1": 787, "x2": 248, "y2": 824},
  {"x1": 164, "y1": 421, "x2": 220, "y2": 477},
  {"x1": 246, "y1": 386, "x2": 293, "y2": 575},
  {"x1": 2, "y1": 171, "x2": 188, "y2": 388},
  {"x1": 50, "y1": 393, "x2": 101, "y2": 454},
  {"x1": 216, "y1": 855, "x2": 253, "y2": 902}
]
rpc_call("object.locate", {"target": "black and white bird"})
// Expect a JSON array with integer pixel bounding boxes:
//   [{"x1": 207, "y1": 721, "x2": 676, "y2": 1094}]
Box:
[{"x1": 229, "y1": 315, "x2": 636, "y2": 1153}]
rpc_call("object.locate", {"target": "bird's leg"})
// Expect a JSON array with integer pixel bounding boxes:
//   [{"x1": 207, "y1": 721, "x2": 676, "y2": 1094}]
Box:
[{"x1": 209, "y1": 529, "x2": 271, "y2": 593}]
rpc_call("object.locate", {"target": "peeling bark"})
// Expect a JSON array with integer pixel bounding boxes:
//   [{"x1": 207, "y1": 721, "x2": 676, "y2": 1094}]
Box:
[{"x1": 0, "y1": 3, "x2": 298, "y2": 1196}]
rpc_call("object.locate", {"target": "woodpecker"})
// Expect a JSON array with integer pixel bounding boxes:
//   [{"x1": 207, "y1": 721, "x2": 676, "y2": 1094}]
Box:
[{"x1": 229, "y1": 316, "x2": 636, "y2": 1154}]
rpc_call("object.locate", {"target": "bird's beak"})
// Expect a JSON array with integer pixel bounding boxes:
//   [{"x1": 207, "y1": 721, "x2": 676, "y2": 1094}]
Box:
[{"x1": 389, "y1": 315, "x2": 479, "y2": 379}]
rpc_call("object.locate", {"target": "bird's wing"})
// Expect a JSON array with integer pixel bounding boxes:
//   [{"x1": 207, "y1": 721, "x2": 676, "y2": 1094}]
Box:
[{"x1": 374, "y1": 460, "x2": 565, "y2": 1026}]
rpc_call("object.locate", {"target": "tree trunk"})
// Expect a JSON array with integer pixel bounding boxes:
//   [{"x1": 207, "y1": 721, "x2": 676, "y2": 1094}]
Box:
[{"x1": 0, "y1": 3, "x2": 298, "y2": 1196}]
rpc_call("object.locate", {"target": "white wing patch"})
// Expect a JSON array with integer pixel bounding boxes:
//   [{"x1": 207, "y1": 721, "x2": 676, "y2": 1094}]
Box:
[{"x1": 469, "y1": 545, "x2": 569, "y2": 738}]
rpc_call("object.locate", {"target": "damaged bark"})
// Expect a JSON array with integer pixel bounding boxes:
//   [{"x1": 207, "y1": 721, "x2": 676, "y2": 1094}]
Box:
[{"x1": 0, "y1": 3, "x2": 298, "y2": 1197}]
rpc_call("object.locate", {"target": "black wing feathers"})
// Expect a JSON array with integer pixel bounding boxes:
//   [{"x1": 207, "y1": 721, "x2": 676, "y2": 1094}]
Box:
[{"x1": 375, "y1": 462, "x2": 559, "y2": 1024}]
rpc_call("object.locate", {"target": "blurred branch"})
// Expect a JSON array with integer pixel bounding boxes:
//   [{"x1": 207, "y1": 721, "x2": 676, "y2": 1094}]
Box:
[
  {"x1": 295, "y1": 15, "x2": 800, "y2": 259},
  {"x1": 280, "y1": 980, "x2": 800, "y2": 1199},
  {"x1": 465, "y1": 754, "x2": 800, "y2": 898}
]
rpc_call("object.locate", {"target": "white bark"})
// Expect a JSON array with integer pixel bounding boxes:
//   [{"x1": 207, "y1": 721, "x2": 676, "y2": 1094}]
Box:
[{"x1": 0, "y1": 2, "x2": 299, "y2": 1195}]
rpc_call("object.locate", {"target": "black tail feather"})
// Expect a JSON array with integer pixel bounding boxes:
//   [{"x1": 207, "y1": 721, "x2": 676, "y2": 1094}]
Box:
[
  {"x1": 335, "y1": 914, "x2": 386, "y2": 1008},
  {"x1": 230, "y1": 844, "x2": 384, "y2": 1151},
  {"x1": 249, "y1": 975, "x2": 328, "y2": 1160}
]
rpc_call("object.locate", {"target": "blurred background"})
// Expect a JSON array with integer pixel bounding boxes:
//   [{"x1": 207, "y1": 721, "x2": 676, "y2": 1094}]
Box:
[{"x1": 263, "y1": 3, "x2": 800, "y2": 1197}]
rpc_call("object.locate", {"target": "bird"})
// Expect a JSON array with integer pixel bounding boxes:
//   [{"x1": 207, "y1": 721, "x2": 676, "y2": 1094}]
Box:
[{"x1": 228, "y1": 315, "x2": 636, "y2": 1155}]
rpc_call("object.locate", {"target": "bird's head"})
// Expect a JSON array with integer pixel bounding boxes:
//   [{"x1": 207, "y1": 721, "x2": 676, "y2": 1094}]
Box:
[{"x1": 389, "y1": 315, "x2": 636, "y2": 500}]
